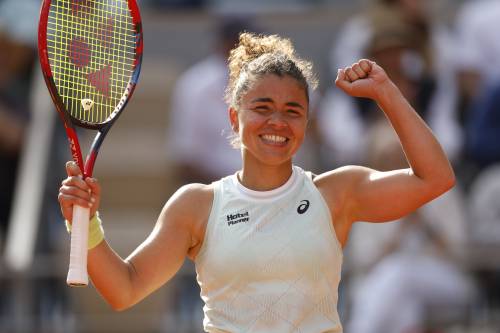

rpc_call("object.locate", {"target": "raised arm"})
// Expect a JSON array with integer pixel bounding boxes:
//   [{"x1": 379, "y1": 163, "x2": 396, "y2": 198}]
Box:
[
  {"x1": 316, "y1": 60, "x2": 455, "y2": 242},
  {"x1": 59, "y1": 162, "x2": 212, "y2": 310}
]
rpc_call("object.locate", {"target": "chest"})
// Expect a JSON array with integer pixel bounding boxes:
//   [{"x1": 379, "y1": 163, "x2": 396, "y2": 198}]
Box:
[{"x1": 197, "y1": 191, "x2": 341, "y2": 284}]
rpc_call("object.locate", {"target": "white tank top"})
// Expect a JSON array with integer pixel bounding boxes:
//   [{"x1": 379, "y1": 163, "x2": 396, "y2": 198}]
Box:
[{"x1": 195, "y1": 166, "x2": 343, "y2": 333}]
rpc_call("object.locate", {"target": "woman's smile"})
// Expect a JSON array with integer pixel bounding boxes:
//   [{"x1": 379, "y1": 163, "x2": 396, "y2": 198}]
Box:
[{"x1": 259, "y1": 134, "x2": 289, "y2": 145}]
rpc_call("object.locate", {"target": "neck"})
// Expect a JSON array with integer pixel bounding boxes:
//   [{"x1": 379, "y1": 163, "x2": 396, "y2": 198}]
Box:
[{"x1": 238, "y1": 159, "x2": 293, "y2": 191}]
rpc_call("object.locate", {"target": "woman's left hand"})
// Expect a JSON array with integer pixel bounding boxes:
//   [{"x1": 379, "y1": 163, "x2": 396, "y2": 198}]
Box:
[{"x1": 335, "y1": 59, "x2": 393, "y2": 100}]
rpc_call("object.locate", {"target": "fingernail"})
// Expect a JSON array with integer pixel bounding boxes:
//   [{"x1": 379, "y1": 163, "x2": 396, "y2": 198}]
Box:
[{"x1": 90, "y1": 197, "x2": 96, "y2": 203}]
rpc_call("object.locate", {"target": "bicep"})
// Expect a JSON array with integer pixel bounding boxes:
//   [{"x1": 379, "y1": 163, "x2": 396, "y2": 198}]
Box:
[
  {"x1": 349, "y1": 166, "x2": 438, "y2": 223},
  {"x1": 123, "y1": 197, "x2": 194, "y2": 303}
]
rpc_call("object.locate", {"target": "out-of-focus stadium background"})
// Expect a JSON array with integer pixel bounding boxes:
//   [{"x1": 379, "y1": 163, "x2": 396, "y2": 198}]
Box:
[{"x1": 1, "y1": 0, "x2": 500, "y2": 332}]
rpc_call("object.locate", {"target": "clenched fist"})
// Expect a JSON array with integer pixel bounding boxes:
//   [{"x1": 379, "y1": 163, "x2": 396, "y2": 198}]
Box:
[{"x1": 335, "y1": 59, "x2": 394, "y2": 101}]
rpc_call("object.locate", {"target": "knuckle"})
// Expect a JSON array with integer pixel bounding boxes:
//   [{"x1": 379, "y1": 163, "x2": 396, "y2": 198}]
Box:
[
  {"x1": 58, "y1": 193, "x2": 68, "y2": 203},
  {"x1": 69, "y1": 176, "x2": 80, "y2": 182},
  {"x1": 60, "y1": 185, "x2": 71, "y2": 194}
]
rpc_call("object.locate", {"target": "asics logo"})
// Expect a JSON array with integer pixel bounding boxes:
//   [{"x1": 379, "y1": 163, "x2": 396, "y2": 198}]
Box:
[{"x1": 297, "y1": 200, "x2": 310, "y2": 214}]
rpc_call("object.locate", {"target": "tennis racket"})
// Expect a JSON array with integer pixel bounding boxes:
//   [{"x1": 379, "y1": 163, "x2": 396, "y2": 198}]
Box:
[{"x1": 38, "y1": 0, "x2": 143, "y2": 286}]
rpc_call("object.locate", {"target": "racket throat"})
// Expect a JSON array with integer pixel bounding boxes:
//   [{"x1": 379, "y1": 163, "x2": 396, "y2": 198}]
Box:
[
  {"x1": 84, "y1": 151, "x2": 98, "y2": 178},
  {"x1": 65, "y1": 127, "x2": 85, "y2": 174}
]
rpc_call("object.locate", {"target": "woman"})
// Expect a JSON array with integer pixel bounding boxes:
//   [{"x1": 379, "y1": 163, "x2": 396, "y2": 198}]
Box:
[{"x1": 59, "y1": 33, "x2": 455, "y2": 332}]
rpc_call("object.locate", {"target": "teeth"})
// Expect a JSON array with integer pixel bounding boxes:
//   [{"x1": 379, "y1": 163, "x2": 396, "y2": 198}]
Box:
[{"x1": 262, "y1": 134, "x2": 287, "y2": 143}]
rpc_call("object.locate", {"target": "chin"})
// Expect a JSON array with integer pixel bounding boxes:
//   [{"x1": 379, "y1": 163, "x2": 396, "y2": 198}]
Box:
[{"x1": 257, "y1": 153, "x2": 294, "y2": 167}]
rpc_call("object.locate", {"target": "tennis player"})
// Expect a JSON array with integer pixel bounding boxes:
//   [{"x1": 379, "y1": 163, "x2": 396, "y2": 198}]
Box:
[{"x1": 58, "y1": 33, "x2": 455, "y2": 332}]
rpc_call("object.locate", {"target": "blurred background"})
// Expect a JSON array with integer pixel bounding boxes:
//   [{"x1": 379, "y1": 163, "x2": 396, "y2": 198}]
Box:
[{"x1": 1, "y1": 0, "x2": 500, "y2": 332}]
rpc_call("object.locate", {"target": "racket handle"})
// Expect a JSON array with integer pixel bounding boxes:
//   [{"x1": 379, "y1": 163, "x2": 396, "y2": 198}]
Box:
[{"x1": 67, "y1": 204, "x2": 90, "y2": 287}]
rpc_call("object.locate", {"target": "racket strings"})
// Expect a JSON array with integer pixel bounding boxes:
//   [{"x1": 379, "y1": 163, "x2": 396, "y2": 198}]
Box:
[
  {"x1": 47, "y1": 0, "x2": 136, "y2": 124},
  {"x1": 46, "y1": 35, "x2": 135, "y2": 66},
  {"x1": 47, "y1": 14, "x2": 136, "y2": 40}
]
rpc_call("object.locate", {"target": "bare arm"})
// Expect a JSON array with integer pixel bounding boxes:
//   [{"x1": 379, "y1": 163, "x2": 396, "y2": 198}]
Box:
[
  {"x1": 59, "y1": 162, "x2": 212, "y2": 310},
  {"x1": 318, "y1": 60, "x2": 455, "y2": 239}
]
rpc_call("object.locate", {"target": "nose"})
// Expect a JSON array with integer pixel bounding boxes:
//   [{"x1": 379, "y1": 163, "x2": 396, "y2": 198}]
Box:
[{"x1": 266, "y1": 111, "x2": 287, "y2": 128}]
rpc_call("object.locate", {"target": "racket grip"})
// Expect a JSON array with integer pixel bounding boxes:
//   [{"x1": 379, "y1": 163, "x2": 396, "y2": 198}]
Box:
[{"x1": 67, "y1": 204, "x2": 90, "y2": 287}]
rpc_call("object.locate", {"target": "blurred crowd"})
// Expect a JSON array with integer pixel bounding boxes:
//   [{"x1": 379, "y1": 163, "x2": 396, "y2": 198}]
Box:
[{"x1": 1, "y1": 0, "x2": 500, "y2": 332}]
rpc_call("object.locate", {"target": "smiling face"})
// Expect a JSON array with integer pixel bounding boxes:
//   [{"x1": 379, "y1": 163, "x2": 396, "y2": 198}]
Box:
[{"x1": 230, "y1": 73, "x2": 309, "y2": 168}]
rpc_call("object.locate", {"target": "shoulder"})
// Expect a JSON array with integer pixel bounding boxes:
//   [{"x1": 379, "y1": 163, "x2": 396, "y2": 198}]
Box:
[
  {"x1": 166, "y1": 183, "x2": 214, "y2": 214},
  {"x1": 158, "y1": 183, "x2": 215, "y2": 230},
  {"x1": 152, "y1": 183, "x2": 216, "y2": 255},
  {"x1": 314, "y1": 165, "x2": 372, "y2": 188},
  {"x1": 313, "y1": 165, "x2": 373, "y2": 213}
]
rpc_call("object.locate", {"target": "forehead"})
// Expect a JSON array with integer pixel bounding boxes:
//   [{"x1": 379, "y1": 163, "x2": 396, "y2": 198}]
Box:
[{"x1": 241, "y1": 74, "x2": 308, "y2": 104}]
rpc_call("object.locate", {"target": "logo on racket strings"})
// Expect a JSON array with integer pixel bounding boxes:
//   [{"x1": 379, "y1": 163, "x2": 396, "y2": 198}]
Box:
[{"x1": 81, "y1": 99, "x2": 94, "y2": 112}]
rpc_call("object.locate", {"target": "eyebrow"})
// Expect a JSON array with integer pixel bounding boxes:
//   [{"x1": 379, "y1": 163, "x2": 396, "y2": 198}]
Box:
[{"x1": 250, "y1": 97, "x2": 305, "y2": 110}]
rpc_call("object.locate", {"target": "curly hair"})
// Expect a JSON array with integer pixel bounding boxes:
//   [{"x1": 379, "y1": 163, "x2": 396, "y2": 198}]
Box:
[{"x1": 225, "y1": 32, "x2": 317, "y2": 108}]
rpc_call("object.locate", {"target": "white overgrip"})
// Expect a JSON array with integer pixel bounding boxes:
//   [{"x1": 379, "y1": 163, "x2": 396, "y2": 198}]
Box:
[{"x1": 66, "y1": 204, "x2": 90, "y2": 286}]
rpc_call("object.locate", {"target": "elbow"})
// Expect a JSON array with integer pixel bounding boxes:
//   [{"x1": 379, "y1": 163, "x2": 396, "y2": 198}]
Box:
[
  {"x1": 109, "y1": 261, "x2": 140, "y2": 312},
  {"x1": 434, "y1": 168, "x2": 456, "y2": 196},
  {"x1": 106, "y1": 287, "x2": 137, "y2": 312},
  {"x1": 109, "y1": 299, "x2": 134, "y2": 312},
  {"x1": 443, "y1": 165, "x2": 456, "y2": 191},
  {"x1": 439, "y1": 176, "x2": 455, "y2": 196},
  {"x1": 420, "y1": 167, "x2": 456, "y2": 199},
  {"x1": 112, "y1": 305, "x2": 129, "y2": 312},
  {"x1": 445, "y1": 172, "x2": 456, "y2": 191}
]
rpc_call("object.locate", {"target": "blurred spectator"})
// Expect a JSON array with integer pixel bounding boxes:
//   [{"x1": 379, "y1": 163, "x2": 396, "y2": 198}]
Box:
[
  {"x1": 468, "y1": 161, "x2": 500, "y2": 317},
  {"x1": 453, "y1": 0, "x2": 500, "y2": 124},
  {"x1": 143, "y1": 0, "x2": 205, "y2": 10},
  {"x1": 453, "y1": 1, "x2": 500, "y2": 185},
  {"x1": 166, "y1": 16, "x2": 258, "y2": 185},
  {"x1": 319, "y1": 0, "x2": 462, "y2": 167},
  {"x1": 466, "y1": 81, "x2": 500, "y2": 169},
  {"x1": 0, "y1": 0, "x2": 43, "y2": 331},
  {"x1": 346, "y1": 212, "x2": 474, "y2": 333},
  {"x1": 0, "y1": 0, "x2": 36, "y2": 251},
  {"x1": 0, "y1": 29, "x2": 34, "y2": 332},
  {"x1": 469, "y1": 164, "x2": 500, "y2": 246}
]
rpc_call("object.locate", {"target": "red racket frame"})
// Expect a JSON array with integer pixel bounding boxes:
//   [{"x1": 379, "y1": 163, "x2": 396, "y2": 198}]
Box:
[{"x1": 38, "y1": 0, "x2": 143, "y2": 178}]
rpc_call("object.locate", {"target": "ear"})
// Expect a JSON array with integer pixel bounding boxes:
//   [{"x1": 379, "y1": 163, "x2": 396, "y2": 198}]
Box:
[{"x1": 229, "y1": 107, "x2": 239, "y2": 133}]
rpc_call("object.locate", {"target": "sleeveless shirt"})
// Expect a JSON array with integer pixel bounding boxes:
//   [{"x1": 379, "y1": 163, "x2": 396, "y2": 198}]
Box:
[{"x1": 195, "y1": 166, "x2": 343, "y2": 333}]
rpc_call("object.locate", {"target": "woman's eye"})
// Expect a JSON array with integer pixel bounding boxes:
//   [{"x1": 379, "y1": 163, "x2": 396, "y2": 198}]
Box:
[{"x1": 254, "y1": 106, "x2": 270, "y2": 112}]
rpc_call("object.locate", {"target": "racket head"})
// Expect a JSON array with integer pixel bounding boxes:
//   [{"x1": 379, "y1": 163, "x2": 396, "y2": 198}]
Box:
[{"x1": 38, "y1": 0, "x2": 143, "y2": 131}]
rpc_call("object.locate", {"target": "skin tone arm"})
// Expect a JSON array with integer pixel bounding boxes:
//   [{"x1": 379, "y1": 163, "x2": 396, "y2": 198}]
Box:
[
  {"x1": 316, "y1": 59, "x2": 455, "y2": 245},
  {"x1": 59, "y1": 162, "x2": 212, "y2": 310}
]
